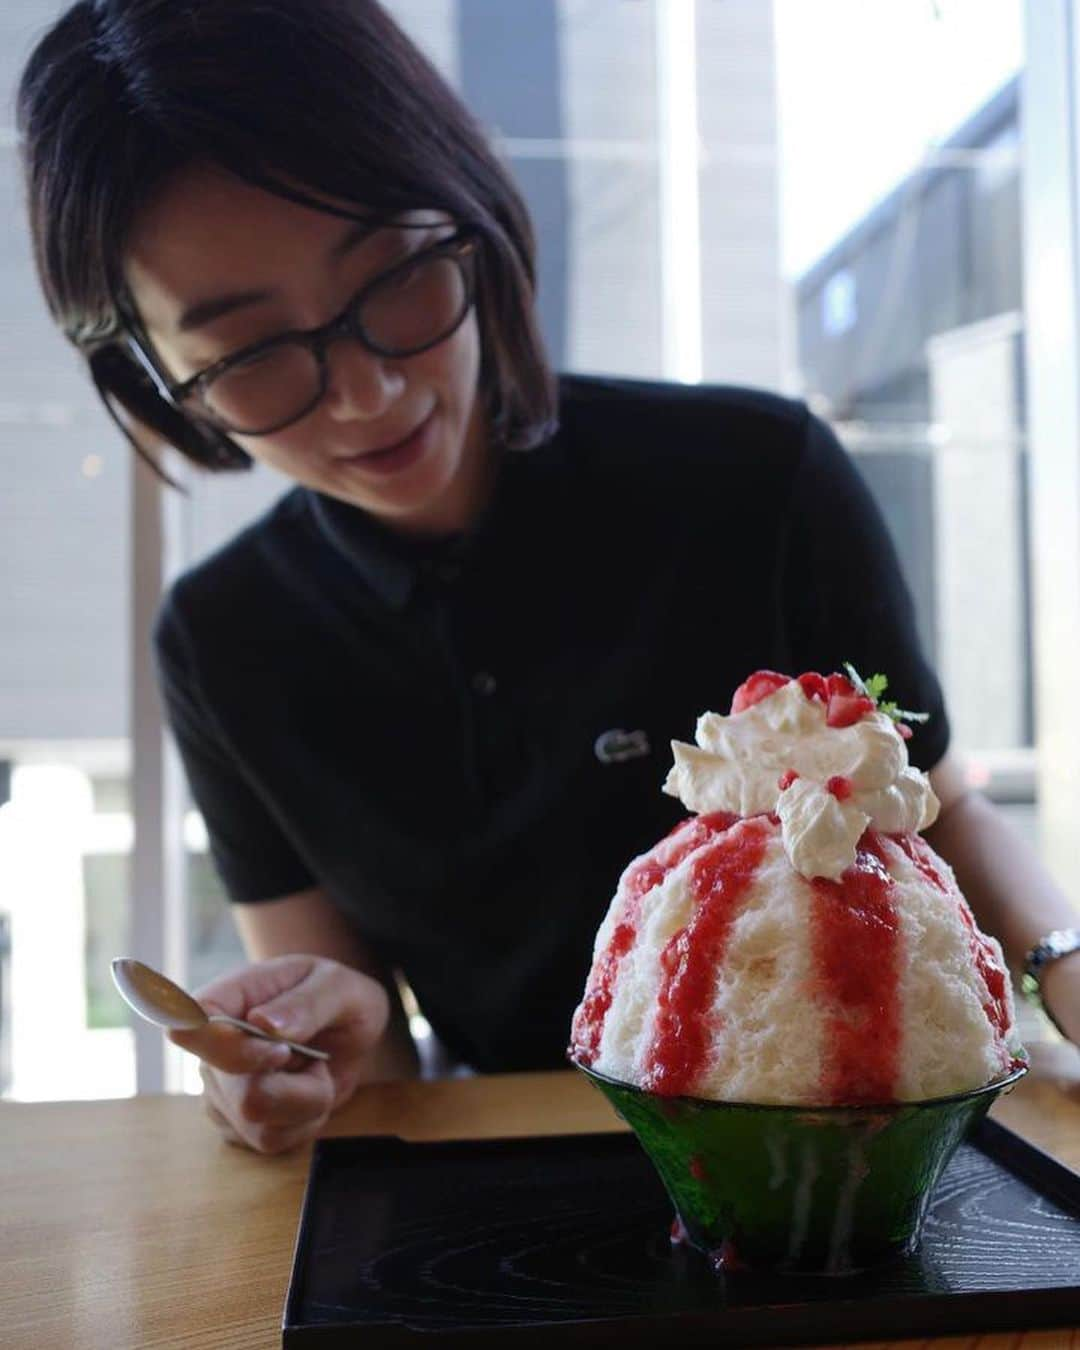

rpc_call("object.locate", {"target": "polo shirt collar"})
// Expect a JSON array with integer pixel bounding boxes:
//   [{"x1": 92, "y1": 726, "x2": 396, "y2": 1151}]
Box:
[
  {"x1": 301, "y1": 431, "x2": 568, "y2": 610},
  {"x1": 303, "y1": 490, "x2": 419, "y2": 609}
]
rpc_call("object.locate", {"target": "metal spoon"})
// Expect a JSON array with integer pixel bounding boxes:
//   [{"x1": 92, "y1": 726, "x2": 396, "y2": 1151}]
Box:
[{"x1": 110, "y1": 957, "x2": 330, "y2": 1061}]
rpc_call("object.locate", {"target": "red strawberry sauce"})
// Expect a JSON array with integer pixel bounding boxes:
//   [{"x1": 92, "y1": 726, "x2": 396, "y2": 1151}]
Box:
[
  {"x1": 892, "y1": 835, "x2": 1010, "y2": 1042},
  {"x1": 642, "y1": 817, "x2": 772, "y2": 1096},
  {"x1": 810, "y1": 832, "x2": 902, "y2": 1104},
  {"x1": 569, "y1": 811, "x2": 737, "y2": 1065},
  {"x1": 892, "y1": 832, "x2": 947, "y2": 891}
]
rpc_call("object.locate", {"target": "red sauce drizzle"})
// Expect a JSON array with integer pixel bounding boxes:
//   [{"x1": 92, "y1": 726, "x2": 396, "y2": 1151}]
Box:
[
  {"x1": 810, "y1": 831, "x2": 902, "y2": 1104},
  {"x1": 569, "y1": 811, "x2": 737, "y2": 1064},
  {"x1": 641, "y1": 817, "x2": 772, "y2": 1096},
  {"x1": 892, "y1": 835, "x2": 1010, "y2": 1043},
  {"x1": 892, "y1": 832, "x2": 947, "y2": 891},
  {"x1": 956, "y1": 902, "x2": 1011, "y2": 1040}
]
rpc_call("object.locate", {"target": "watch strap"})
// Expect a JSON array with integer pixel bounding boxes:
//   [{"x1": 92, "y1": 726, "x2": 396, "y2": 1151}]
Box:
[{"x1": 1021, "y1": 927, "x2": 1080, "y2": 1039}]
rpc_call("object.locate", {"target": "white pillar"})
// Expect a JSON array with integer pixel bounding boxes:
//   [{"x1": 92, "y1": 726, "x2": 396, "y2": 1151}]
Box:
[
  {"x1": 656, "y1": 0, "x2": 703, "y2": 383},
  {"x1": 1020, "y1": 1, "x2": 1080, "y2": 901},
  {"x1": 130, "y1": 452, "x2": 188, "y2": 1092}
]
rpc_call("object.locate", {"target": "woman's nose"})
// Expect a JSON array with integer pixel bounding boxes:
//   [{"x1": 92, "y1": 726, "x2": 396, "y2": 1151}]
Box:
[{"x1": 323, "y1": 339, "x2": 406, "y2": 422}]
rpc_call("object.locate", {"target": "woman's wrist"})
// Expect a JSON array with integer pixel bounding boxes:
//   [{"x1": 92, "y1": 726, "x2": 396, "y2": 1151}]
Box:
[{"x1": 1034, "y1": 945, "x2": 1080, "y2": 1045}]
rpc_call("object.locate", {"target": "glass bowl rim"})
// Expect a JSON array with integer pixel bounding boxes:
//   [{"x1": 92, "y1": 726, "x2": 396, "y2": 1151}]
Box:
[{"x1": 570, "y1": 1056, "x2": 1028, "y2": 1114}]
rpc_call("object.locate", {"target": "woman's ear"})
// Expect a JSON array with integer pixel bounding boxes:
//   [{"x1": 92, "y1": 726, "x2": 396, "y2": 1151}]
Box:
[{"x1": 87, "y1": 344, "x2": 252, "y2": 471}]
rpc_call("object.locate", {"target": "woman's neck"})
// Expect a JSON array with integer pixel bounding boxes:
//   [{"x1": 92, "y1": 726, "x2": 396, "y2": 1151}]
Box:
[{"x1": 394, "y1": 401, "x2": 496, "y2": 540}]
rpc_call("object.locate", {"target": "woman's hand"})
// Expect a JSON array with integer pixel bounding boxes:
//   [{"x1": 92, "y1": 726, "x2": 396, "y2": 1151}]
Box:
[{"x1": 167, "y1": 954, "x2": 394, "y2": 1154}]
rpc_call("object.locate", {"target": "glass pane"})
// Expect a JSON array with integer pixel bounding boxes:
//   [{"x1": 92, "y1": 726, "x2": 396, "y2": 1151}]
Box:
[
  {"x1": 778, "y1": 0, "x2": 1029, "y2": 766},
  {"x1": 0, "y1": 0, "x2": 135, "y2": 1103},
  {"x1": 6, "y1": 0, "x2": 1051, "y2": 1103},
  {"x1": 775, "y1": 0, "x2": 1061, "y2": 1040}
]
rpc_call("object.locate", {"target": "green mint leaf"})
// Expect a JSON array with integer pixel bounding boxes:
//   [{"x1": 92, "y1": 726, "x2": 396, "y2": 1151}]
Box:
[
  {"x1": 865, "y1": 673, "x2": 889, "y2": 702},
  {"x1": 842, "y1": 662, "x2": 929, "y2": 726}
]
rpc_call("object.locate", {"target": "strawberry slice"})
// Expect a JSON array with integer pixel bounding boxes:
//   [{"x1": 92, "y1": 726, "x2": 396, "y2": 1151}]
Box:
[
  {"x1": 826, "y1": 775, "x2": 853, "y2": 800},
  {"x1": 797, "y1": 672, "x2": 828, "y2": 704},
  {"x1": 827, "y1": 672, "x2": 856, "y2": 699},
  {"x1": 826, "y1": 692, "x2": 876, "y2": 727},
  {"x1": 731, "y1": 670, "x2": 791, "y2": 714}
]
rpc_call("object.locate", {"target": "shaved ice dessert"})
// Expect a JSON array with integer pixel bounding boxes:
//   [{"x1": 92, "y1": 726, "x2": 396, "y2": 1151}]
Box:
[{"x1": 568, "y1": 669, "x2": 1026, "y2": 1273}]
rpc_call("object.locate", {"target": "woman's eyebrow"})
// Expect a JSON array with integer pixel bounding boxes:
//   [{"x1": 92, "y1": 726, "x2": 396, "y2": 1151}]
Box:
[
  {"x1": 176, "y1": 287, "x2": 274, "y2": 333},
  {"x1": 174, "y1": 219, "x2": 380, "y2": 334}
]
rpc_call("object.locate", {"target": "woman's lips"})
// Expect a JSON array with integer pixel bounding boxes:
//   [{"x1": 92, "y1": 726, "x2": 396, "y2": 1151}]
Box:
[{"x1": 338, "y1": 411, "x2": 436, "y2": 477}]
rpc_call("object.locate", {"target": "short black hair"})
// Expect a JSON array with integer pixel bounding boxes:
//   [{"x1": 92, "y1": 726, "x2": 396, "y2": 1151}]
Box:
[{"x1": 17, "y1": 0, "x2": 556, "y2": 472}]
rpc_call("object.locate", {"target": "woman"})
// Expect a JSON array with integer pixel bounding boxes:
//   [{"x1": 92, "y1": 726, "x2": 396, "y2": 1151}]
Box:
[{"x1": 18, "y1": 0, "x2": 1080, "y2": 1153}]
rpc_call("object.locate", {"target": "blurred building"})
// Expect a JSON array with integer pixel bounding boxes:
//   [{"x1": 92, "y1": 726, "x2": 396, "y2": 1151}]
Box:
[{"x1": 794, "y1": 77, "x2": 1029, "y2": 754}]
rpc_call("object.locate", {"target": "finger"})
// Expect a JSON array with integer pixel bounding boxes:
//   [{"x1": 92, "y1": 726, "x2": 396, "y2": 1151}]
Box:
[
  {"x1": 235, "y1": 1060, "x2": 335, "y2": 1130},
  {"x1": 200, "y1": 1060, "x2": 234, "y2": 1123},
  {"x1": 201, "y1": 1066, "x2": 314, "y2": 1155},
  {"x1": 240, "y1": 1118, "x2": 324, "y2": 1156},
  {"x1": 248, "y1": 962, "x2": 388, "y2": 1048},
  {"x1": 203, "y1": 1097, "x2": 245, "y2": 1148},
  {"x1": 211, "y1": 1067, "x2": 331, "y2": 1156},
  {"x1": 199, "y1": 1065, "x2": 246, "y2": 1146},
  {"x1": 190, "y1": 954, "x2": 323, "y2": 1021},
  {"x1": 168, "y1": 1022, "x2": 294, "y2": 1075}
]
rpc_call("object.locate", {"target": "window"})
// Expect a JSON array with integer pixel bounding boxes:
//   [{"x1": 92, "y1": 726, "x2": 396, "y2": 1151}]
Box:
[{"x1": 4, "y1": 0, "x2": 1074, "y2": 1100}]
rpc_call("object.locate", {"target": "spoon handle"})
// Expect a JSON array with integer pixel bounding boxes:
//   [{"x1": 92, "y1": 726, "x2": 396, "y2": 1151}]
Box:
[{"x1": 207, "y1": 1013, "x2": 330, "y2": 1061}]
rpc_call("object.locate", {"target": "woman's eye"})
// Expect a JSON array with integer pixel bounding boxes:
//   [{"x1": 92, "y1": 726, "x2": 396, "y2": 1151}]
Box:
[
  {"x1": 225, "y1": 345, "x2": 280, "y2": 371},
  {"x1": 386, "y1": 263, "x2": 423, "y2": 292}
]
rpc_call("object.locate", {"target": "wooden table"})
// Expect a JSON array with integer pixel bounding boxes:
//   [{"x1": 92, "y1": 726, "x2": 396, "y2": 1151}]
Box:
[{"x1": 3, "y1": 1043, "x2": 1079, "y2": 1350}]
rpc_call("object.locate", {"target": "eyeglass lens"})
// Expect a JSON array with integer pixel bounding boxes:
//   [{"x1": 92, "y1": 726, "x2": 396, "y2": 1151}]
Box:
[{"x1": 191, "y1": 248, "x2": 470, "y2": 434}]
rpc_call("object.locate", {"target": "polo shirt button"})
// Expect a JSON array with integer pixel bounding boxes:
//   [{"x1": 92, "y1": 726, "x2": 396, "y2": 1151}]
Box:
[{"x1": 471, "y1": 671, "x2": 497, "y2": 696}]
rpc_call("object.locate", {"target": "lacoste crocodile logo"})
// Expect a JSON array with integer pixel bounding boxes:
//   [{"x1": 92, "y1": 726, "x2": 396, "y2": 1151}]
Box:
[{"x1": 594, "y1": 728, "x2": 651, "y2": 765}]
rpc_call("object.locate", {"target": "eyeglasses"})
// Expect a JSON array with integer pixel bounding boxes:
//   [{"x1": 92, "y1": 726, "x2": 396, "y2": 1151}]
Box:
[{"x1": 125, "y1": 228, "x2": 480, "y2": 437}]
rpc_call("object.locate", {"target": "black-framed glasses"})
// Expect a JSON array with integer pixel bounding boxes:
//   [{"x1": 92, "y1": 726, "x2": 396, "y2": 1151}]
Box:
[{"x1": 125, "y1": 228, "x2": 481, "y2": 436}]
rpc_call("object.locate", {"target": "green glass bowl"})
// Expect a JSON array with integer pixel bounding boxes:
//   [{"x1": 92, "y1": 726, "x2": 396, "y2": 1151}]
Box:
[{"x1": 574, "y1": 1059, "x2": 1027, "y2": 1276}]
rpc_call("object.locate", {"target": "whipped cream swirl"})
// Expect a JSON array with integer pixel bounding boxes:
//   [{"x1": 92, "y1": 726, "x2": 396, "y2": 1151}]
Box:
[{"x1": 662, "y1": 680, "x2": 939, "y2": 881}]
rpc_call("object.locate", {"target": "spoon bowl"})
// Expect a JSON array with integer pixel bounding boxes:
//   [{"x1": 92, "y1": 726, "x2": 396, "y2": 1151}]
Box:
[{"x1": 111, "y1": 957, "x2": 329, "y2": 1061}]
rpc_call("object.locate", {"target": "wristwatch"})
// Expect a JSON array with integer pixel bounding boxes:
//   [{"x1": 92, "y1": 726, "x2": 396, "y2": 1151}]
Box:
[{"x1": 1021, "y1": 927, "x2": 1080, "y2": 1039}]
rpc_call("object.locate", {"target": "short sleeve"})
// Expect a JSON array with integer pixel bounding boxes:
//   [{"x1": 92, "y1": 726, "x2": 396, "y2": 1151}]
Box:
[
  {"x1": 777, "y1": 409, "x2": 951, "y2": 772},
  {"x1": 153, "y1": 593, "x2": 316, "y2": 902}
]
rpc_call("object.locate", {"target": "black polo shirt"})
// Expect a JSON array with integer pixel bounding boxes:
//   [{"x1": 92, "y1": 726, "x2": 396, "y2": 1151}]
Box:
[{"x1": 154, "y1": 373, "x2": 950, "y2": 1073}]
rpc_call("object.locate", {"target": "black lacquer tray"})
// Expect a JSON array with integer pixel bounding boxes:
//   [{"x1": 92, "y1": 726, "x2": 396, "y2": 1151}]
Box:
[{"x1": 282, "y1": 1118, "x2": 1080, "y2": 1347}]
